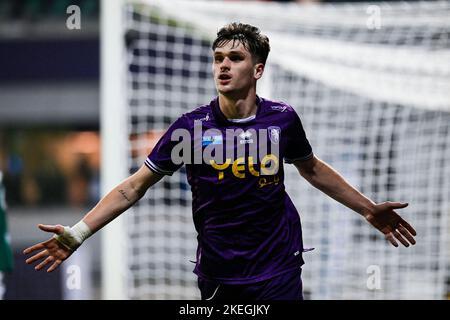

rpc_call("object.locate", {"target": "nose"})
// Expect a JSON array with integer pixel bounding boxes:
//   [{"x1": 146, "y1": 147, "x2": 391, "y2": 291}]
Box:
[{"x1": 219, "y1": 57, "x2": 231, "y2": 71}]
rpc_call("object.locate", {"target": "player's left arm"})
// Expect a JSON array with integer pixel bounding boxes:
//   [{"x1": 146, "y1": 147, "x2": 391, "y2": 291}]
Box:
[{"x1": 293, "y1": 155, "x2": 417, "y2": 247}]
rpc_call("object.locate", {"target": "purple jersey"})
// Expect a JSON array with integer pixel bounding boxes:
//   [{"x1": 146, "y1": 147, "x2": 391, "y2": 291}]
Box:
[{"x1": 145, "y1": 96, "x2": 313, "y2": 284}]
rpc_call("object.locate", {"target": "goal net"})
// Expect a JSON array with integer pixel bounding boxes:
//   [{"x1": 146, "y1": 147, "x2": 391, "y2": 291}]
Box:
[{"x1": 101, "y1": 0, "x2": 450, "y2": 299}]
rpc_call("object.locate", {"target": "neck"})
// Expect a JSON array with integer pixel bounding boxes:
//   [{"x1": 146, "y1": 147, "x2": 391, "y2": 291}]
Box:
[{"x1": 218, "y1": 87, "x2": 258, "y2": 119}]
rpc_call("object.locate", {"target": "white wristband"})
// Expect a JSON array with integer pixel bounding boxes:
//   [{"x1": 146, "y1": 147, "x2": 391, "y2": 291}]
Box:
[
  {"x1": 53, "y1": 220, "x2": 92, "y2": 251},
  {"x1": 72, "y1": 220, "x2": 93, "y2": 243}
]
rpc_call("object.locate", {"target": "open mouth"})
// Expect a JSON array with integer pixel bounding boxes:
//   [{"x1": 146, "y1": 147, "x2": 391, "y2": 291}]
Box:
[
  {"x1": 218, "y1": 74, "x2": 232, "y2": 85},
  {"x1": 218, "y1": 74, "x2": 232, "y2": 80}
]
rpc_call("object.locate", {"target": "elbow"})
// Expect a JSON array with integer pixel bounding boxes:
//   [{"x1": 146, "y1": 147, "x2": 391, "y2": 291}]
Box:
[
  {"x1": 298, "y1": 158, "x2": 323, "y2": 187},
  {"x1": 130, "y1": 181, "x2": 147, "y2": 199},
  {"x1": 300, "y1": 169, "x2": 320, "y2": 187},
  {"x1": 126, "y1": 177, "x2": 146, "y2": 202},
  {"x1": 297, "y1": 156, "x2": 319, "y2": 180}
]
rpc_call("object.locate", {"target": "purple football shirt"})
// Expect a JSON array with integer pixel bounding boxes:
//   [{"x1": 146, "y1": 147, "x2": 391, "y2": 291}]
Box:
[{"x1": 145, "y1": 96, "x2": 313, "y2": 284}]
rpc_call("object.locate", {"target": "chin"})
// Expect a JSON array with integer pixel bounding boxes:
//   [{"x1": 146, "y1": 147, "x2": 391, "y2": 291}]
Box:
[{"x1": 217, "y1": 86, "x2": 235, "y2": 94}]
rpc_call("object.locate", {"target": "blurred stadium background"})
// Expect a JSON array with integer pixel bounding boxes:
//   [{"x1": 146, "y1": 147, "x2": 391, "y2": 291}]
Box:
[{"x1": 0, "y1": 0, "x2": 449, "y2": 300}]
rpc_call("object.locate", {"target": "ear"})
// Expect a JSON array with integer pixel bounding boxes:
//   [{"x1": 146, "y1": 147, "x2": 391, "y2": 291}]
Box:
[{"x1": 254, "y1": 63, "x2": 265, "y2": 80}]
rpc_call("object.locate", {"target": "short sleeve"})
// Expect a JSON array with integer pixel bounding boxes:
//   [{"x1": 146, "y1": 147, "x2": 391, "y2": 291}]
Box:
[
  {"x1": 145, "y1": 116, "x2": 189, "y2": 175},
  {"x1": 284, "y1": 111, "x2": 313, "y2": 163}
]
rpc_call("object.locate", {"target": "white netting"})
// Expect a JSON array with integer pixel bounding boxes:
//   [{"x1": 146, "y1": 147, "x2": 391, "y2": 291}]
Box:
[{"x1": 120, "y1": 0, "x2": 450, "y2": 299}]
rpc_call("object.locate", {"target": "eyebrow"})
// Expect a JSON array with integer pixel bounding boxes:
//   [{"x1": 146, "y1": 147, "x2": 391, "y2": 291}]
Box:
[{"x1": 214, "y1": 50, "x2": 246, "y2": 56}]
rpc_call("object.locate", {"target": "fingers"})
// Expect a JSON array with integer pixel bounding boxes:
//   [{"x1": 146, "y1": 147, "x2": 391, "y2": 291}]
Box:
[
  {"x1": 38, "y1": 224, "x2": 64, "y2": 235},
  {"x1": 25, "y1": 249, "x2": 48, "y2": 265},
  {"x1": 24, "y1": 224, "x2": 69, "y2": 272},
  {"x1": 35, "y1": 256, "x2": 55, "y2": 271},
  {"x1": 399, "y1": 219, "x2": 417, "y2": 236},
  {"x1": 24, "y1": 224, "x2": 65, "y2": 255},
  {"x1": 47, "y1": 260, "x2": 62, "y2": 273},
  {"x1": 387, "y1": 227, "x2": 415, "y2": 248},
  {"x1": 23, "y1": 243, "x2": 45, "y2": 255},
  {"x1": 25, "y1": 249, "x2": 62, "y2": 272},
  {"x1": 385, "y1": 233, "x2": 398, "y2": 247},
  {"x1": 23, "y1": 224, "x2": 63, "y2": 255},
  {"x1": 23, "y1": 236, "x2": 54, "y2": 255},
  {"x1": 398, "y1": 224, "x2": 416, "y2": 245},
  {"x1": 393, "y1": 230, "x2": 410, "y2": 247}
]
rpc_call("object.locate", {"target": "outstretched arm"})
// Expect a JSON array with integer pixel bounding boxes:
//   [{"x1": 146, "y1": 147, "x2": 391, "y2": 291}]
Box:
[
  {"x1": 24, "y1": 165, "x2": 163, "y2": 272},
  {"x1": 294, "y1": 155, "x2": 417, "y2": 247},
  {"x1": 79, "y1": 164, "x2": 163, "y2": 233}
]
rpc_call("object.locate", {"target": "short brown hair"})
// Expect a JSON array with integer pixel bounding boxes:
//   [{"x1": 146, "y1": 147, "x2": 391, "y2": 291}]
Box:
[{"x1": 212, "y1": 23, "x2": 270, "y2": 65}]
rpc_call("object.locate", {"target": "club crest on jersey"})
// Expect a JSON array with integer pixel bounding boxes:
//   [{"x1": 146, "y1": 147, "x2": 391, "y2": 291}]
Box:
[
  {"x1": 268, "y1": 126, "x2": 281, "y2": 144},
  {"x1": 239, "y1": 130, "x2": 254, "y2": 144}
]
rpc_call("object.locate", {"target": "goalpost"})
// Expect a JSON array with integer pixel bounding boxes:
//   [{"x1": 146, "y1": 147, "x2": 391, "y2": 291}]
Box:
[
  {"x1": 100, "y1": 0, "x2": 128, "y2": 300},
  {"x1": 101, "y1": 0, "x2": 450, "y2": 299}
]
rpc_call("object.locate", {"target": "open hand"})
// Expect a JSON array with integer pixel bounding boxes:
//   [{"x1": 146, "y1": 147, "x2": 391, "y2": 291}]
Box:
[
  {"x1": 364, "y1": 202, "x2": 417, "y2": 247},
  {"x1": 23, "y1": 224, "x2": 73, "y2": 273}
]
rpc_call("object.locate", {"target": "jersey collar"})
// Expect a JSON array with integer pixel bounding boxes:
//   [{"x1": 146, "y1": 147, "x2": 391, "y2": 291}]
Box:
[{"x1": 211, "y1": 95, "x2": 263, "y2": 127}]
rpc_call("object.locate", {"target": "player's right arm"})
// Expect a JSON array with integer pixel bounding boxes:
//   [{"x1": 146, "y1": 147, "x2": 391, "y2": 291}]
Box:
[
  {"x1": 81, "y1": 164, "x2": 163, "y2": 233},
  {"x1": 23, "y1": 165, "x2": 163, "y2": 272}
]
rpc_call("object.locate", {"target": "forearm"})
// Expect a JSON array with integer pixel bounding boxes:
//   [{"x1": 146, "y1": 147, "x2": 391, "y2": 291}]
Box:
[
  {"x1": 301, "y1": 159, "x2": 375, "y2": 217},
  {"x1": 81, "y1": 177, "x2": 145, "y2": 234},
  {"x1": 47, "y1": 166, "x2": 162, "y2": 252}
]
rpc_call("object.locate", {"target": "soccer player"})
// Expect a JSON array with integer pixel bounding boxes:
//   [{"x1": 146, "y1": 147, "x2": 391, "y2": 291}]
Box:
[{"x1": 23, "y1": 23, "x2": 417, "y2": 300}]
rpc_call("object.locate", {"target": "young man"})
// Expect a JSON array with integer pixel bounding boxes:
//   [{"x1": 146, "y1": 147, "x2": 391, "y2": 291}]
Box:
[{"x1": 24, "y1": 23, "x2": 416, "y2": 300}]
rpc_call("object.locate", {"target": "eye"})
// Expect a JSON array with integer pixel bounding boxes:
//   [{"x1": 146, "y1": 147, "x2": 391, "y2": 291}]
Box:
[{"x1": 214, "y1": 56, "x2": 223, "y2": 62}]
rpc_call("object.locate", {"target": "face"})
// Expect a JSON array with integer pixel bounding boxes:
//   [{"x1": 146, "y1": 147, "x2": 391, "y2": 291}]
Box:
[{"x1": 212, "y1": 40, "x2": 264, "y2": 96}]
